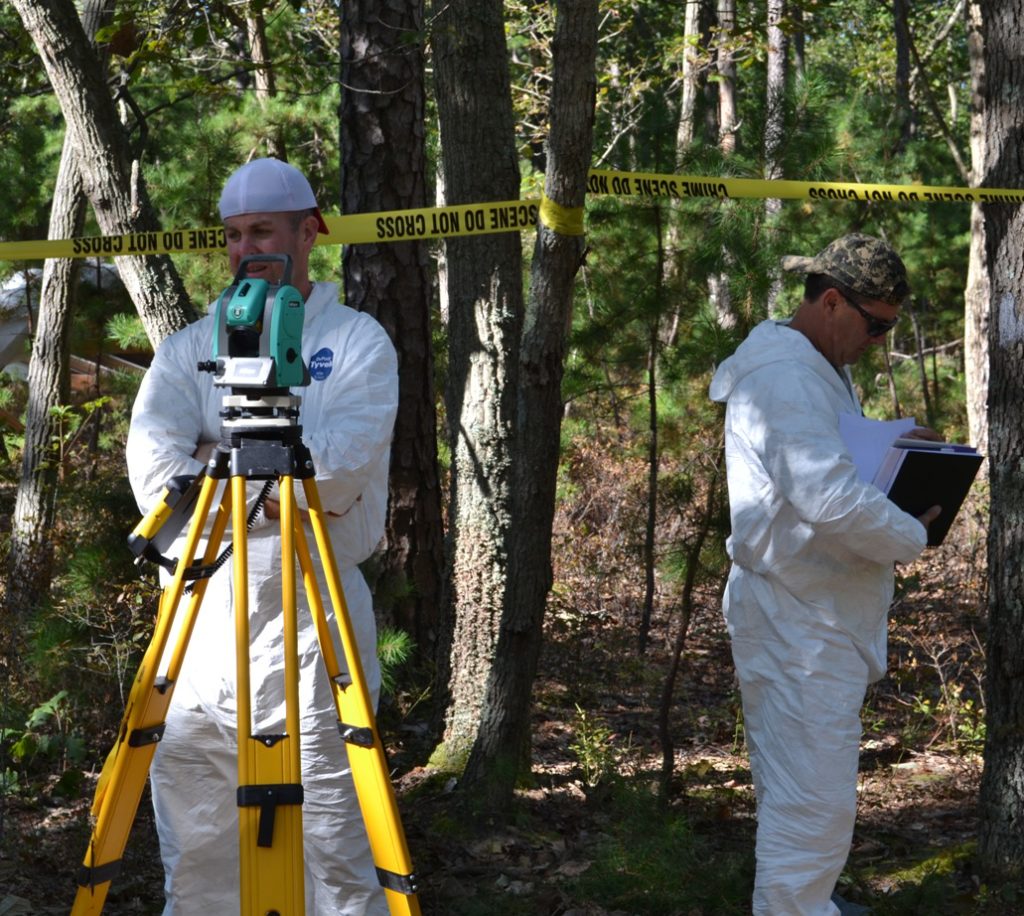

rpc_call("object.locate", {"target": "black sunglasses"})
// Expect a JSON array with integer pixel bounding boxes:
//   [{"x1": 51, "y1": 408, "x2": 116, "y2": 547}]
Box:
[{"x1": 841, "y1": 294, "x2": 899, "y2": 337}]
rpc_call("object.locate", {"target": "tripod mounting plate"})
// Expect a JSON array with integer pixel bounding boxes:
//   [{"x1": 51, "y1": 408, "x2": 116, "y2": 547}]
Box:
[{"x1": 221, "y1": 393, "x2": 302, "y2": 431}]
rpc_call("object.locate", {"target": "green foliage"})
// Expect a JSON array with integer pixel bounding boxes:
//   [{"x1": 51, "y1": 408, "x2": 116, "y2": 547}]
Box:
[
  {"x1": 567, "y1": 784, "x2": 753, "y2": 914},
  {"x1": 568, "y1": 703, "x2": 618, "y2": 788},
  {"x1": 105, "y1": 313, "x2": 151, "y2": 352},
  {"x1": 1, "y1": 691, "x2": 86, "y2": 799},
  {"x1": 377, "y1": 625, "x2": 415, "y2": 697}
]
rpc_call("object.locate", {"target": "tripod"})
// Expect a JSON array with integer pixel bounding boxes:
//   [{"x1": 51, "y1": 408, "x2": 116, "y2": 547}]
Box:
[{"x1": 71, "y1": 395, "x2": 421, "y2": 915}]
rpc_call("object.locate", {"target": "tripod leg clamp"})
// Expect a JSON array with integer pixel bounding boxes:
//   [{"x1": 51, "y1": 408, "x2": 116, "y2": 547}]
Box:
[
  {"x1": 338, "y1": 722, "x2": 375, "y2": 748},
  {"x1": 376, "y1": 867, "x2": 419, "y2": 896},
  {"x1": 237, "y1": 784, "x2": 304, "y2": 848},
  {"x1": 77, "y1": 859, "x2": 122, "y2": 889}
]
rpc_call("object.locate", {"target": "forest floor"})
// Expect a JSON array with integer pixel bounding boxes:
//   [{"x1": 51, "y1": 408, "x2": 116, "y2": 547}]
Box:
[{"x1": 0, "y1": 503, "x2": 1011, "y2": 915}]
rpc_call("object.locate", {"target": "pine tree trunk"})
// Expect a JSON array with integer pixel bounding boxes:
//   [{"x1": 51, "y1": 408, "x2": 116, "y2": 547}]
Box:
[
  {"x1": 977, "y1": 0, "x2": 1024, "y2": 882},
  {"x1": 431, "y1": 0, "x2": 523, "y2": 765},
  {"x1": 10, "y1": 0, "x2": 196, "y2": 347},
  {"x1": 892, "y1": 0, "x2": 915, "y2": 147},
  {"x1": 709, "y1": 0, "x2": 736, "y2": 327},
  {"x1": 246, "y1": 3, "x2": 286, "y2": 160},
  {"x1": 460, "y1": 0, "x2": 598, "y2": 809},
  {"x1": 3, "y1": 0, "x2": 108, "y2": 622},
  {"x1": 965, "y1": 0, "x2": 989, "y2": 454},
  {"x1": 340, "y1": 0, "x2": 443, "y2": 656},
  {"x1": 675, "y1": 0, "x2": 703, "y2": 155},
  {"x1": 3, "y1": 136, "x2": 84, "y2": 620},
  {"x1": 763, "y1": 0, "x2": 787, "y2": 314}
]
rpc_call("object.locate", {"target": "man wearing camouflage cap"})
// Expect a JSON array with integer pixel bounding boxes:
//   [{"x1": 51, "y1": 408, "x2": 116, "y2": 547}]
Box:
[{"x1": 709, "y1": 234, "x2": 940, "y2": 915}]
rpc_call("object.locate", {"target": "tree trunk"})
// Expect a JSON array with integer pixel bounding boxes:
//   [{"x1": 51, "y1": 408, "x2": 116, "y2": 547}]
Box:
[
  {"x1": 977, "y1": 0, "x2": 1024, "y2": 882},
  {"x1": 3, "y1": 0, "x2": 109, "y2": 622},
  {"x1": 709, "y1": 0, "x2": 737, "y2": 327},
  {"x1": 431, "y1": 0, "x2": 523, "y2": 766},
  {"x1": 965, "y1": 0, "x2": 989, "y2": 455},
  {"x1": 763, "y1": 0, "x2": 787, "y2": 314},
  {"x1": 658, "y1": 454, "x2": 721, "y2": 801},
  {"x1": 892, "y1": 0, "x2": 915, "y2": 148},
  {"x1": 675, "y1": 0, "x2": 703, "y2": 155},
  {"x1": 716, "y1": 0, "x2": 737, "y2": 156},
  {"x1": 3, "y1": 139, "x2": 83, "y2": 621},
  {"x1": 246, "y1": 2, "x2": 286, "y2": 160},
  {"x1": 764, "y1": 0, "x2": 787, "y2": 181},
  {"x1": 460, "y1": 0, "x2": 599, "y2": 808},
  {"x1": 11, "y1": 0, "x2": 197, "y2": 348},
  {"x1": 639, "y1": 310, "x2": 659, "y2": 656},
  {"x1": 340, "y1": 0, "x2": 443, "y2": 658}
]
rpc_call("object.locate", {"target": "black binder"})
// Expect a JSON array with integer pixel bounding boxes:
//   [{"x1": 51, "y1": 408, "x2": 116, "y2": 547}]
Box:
[{"x1": 873, "y1": 439, "x2": 984, "y2": 547}]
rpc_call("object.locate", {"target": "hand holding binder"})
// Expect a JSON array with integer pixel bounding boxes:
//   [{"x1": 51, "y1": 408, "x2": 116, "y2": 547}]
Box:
[
  {"x1": 870, "y1": 437, "x2": 984, "y2": 546},
  {"x1": 839, "y1": 415, "x2": 984, "y2": 548}
]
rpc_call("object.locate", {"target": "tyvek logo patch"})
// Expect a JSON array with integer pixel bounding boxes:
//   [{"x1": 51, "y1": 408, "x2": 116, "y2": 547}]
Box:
[{"x1": 309, "y1": 348, "x2": 334, "y2": 381}]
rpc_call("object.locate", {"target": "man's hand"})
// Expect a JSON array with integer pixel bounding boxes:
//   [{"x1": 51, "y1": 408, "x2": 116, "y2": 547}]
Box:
[
  {"x1": 192, "y1": 441, "x2": 219, "y2": 463},
  {"x1": 903, "y1": 426, "x2": 944, "y2": 443},
  {"x1": 917, "y1": 504, "x2": 942, "y2": 530}
]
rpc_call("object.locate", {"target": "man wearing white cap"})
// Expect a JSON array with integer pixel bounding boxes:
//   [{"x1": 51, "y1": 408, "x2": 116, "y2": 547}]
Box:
[{"x1": 126, "y1": 158, "x2": 397, "y2": 914}]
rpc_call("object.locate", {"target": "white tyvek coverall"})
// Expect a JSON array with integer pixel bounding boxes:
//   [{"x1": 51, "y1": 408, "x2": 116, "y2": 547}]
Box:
[
  {"x1": 709, "y1": 319, "x2": 927, "y2": 916},
  {"x1": 125, "y1": 282, "x2": 397, "y2": 915}
]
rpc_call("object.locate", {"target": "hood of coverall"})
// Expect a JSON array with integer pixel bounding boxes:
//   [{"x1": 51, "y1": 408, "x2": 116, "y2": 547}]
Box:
[{"x1": 709, "y1": 318, "x2": 853, "y2": 408}]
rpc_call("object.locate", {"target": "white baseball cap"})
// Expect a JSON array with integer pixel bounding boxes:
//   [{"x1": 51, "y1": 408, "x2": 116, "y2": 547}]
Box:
[{"x1": 219, "y1": 157, "x2": 329, "y2": 234}]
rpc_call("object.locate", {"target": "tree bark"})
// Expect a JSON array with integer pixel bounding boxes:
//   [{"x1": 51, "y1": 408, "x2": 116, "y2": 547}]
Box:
[
  {"x1": 675, "y1": 0, "x2": 704, "y2": 156},
  {"x1": 977, "y1": 0, "x2": 1024, "y2": 882},
  {"x1": 708, "y1": 0, "x2": 737, "y2": 327},
  {"x1": 965, "y1": 0, "x2": 989, "y2": 455},
  {"x1": 763, "y1": 0, "x2": 787, "y2": 314},
  {"x1": 460, "y1": 0, "x2": 599, "y2": 808},
  {"x1": 246, "y1": 2, "x2": 286, "y2": 160},
  {"x1": 431, "y1": 0, "x2": 523, "y2": 765},
  {"x1": 716, "y1": 0, "x2": 737, "y2": 156},
  {"x1": 10, "y1": 0, "x2": 196, "y2": 348},
  {"x1": 892, "y1": 0, "x2": 915, "y2": 148},
  {"x1": 340, "y1": 0, "x2": 443, "y2": 658},
  {"x1": 3, "y1": 0, "x2": 111, "y2": 622}
]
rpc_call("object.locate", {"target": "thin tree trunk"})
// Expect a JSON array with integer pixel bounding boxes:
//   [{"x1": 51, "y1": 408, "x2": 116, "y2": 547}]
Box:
[
  {"x1": 906, "y1": 301, "x2": 934, "y2": 426},
  {"x1": 340, "y1": 0, "x2": 443, "y2": 658},
  {"x1": 459, "y1": 0, "x2": 599, "y2": 810},
  {"x1": 763, "y1": 0, "x2": 787, "y2": 314},
  {"x1": 639, "y1": 314, "x2": 659, "y2": 655},
  {"x1": 977, "y1": 0, "x2": 1024, "y2": 882},
  {"x1": 658, "y1": 454, "x2": 721, "y2": 802},
  {"x1": 246, "y1": 2, "x2": 286, "y2": 160},
  {"x1": 675, "y1": 0, "x2": 703, "y2": 155},
  {"x1": 881, "y1": 339, "x2": 903, "y2": 418},
  {"x1": 709, "y1": 0, "x2": 737, "y2": 327},
  {"x1": 663, "y1": 0, "x2": 705, "y2": 341},
  {"x1": 3, "y1": 137, "x2": 83, "y2": 619},
  {"x1": 791, "y1": 3, "x2": 804, "y2": 79},
  {"x1": 640, "y1": 204, "x2": 665, "y2": 656},
  {"x1": 892, "y1": 0, "x2": 915, "y2": 148},
  {"x1": 3, "y1": 0, "x2": 111, "y2": 621},
  {"x1": 965, "y1": 0, "x2": 989, "y2": 454}
]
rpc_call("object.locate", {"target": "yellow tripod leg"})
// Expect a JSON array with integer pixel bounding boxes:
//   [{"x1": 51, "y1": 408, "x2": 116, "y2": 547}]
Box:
[
  {"x1": 72, "y1": 474, "x2": 230, "y2": 916},
  {"x1": 236, "y1": 474, "x2": 305, "y2": 915},
  {"x1": 297, "y1": 477, "x2": 422, "y2": 916}
]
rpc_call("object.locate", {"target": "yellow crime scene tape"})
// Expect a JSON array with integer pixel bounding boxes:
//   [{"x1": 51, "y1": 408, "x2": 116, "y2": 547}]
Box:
[{"x1": 2, "y1": 168, "x2": 1023, "y2": 261}]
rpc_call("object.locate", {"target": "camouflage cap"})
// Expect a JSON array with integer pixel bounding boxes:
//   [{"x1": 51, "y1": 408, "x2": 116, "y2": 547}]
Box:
[{"x1": 781, "y1": 233, "x2": 910, "y2": 305}]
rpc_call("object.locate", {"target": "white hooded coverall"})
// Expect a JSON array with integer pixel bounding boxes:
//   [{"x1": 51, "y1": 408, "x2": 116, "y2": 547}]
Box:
[
  {"x1": 709, "y1": 319, "x2": 927, "y2": 916},
  {"x1": 125, "y1": 282, "x2": 398, "y2": 915}
]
